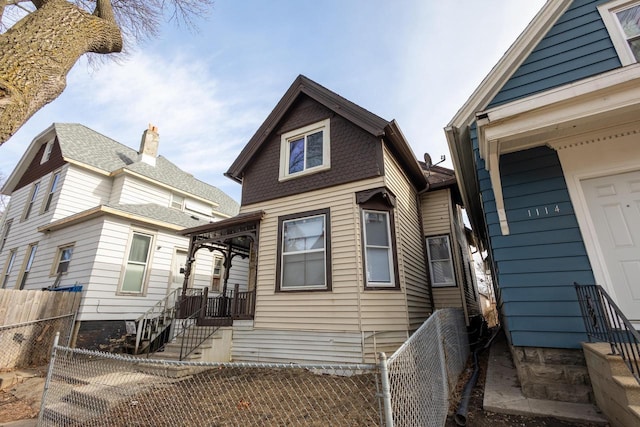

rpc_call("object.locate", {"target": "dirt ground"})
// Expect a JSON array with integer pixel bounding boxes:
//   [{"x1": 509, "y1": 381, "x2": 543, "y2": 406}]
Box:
[{"x1": 0, "y1": 367, "x2": 46, "y2": 424}]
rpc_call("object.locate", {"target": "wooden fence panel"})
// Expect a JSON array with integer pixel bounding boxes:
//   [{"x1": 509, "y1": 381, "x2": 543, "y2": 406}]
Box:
[{"x1": 0, "y1": 289, "x2": 81, "y2": 325}]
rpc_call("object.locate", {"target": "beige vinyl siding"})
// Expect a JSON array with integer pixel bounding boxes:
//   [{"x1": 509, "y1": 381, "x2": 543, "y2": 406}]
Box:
[
  {"x1": 55, "y1": 166, "x2": 111, "y2": 220},
  {"x1": 362, "y1": 330, "x2": 409, "y2": 363},
  {"x1": 382, "y1": 146, "x2": 431, "y2": 331},
  {"x1": 232, "y1": 321, "x2": 363, "y2": 363},
  {"x1": 241, "y1": 177, "x2": 402, "y2": 333},
  {"x1": 420, "y1": 189, "x2": 464, "y2": 310}
]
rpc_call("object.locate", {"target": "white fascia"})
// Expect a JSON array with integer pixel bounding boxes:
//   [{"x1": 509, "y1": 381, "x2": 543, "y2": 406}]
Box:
[{"x1": 476, "y1": 63, "x2": 640, "y2": 235}]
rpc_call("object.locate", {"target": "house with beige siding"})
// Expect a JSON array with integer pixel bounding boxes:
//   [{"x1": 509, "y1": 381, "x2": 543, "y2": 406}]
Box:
[
  {"x1": 171, "y1": 75, "x2": 479, "y2": 364},
  {"x1": 0, "y1": 123, "x2": 243, "y2": 349}
]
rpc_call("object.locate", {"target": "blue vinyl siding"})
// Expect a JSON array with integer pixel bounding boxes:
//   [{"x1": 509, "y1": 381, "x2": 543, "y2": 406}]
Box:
[
  {"x1": 472, "y1": 126, "x2": 594, "y2": 348},
  {"x1": 489, "y1": 0, "x2": 621, "y2": 107}
]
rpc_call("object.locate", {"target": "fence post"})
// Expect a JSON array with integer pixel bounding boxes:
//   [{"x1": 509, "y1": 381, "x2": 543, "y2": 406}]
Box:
[
  {"x1": 38, "y1": 331, "x2": 60, "y2": 425},
  {"x1": 378, "y1": 352, "x2": 394, "y2": 427}
]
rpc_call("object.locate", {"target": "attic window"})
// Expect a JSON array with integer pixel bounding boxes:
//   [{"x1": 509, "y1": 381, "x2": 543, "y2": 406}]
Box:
[
  {"x1": 40, "y1": 140, "x2": 54, "y2": 164},
  {"x1": 599, "y1": 0, "x2": 640, "y2": 65},
  {"x1": 279, "y1": 119, "x2": 330, "y2": 180}
]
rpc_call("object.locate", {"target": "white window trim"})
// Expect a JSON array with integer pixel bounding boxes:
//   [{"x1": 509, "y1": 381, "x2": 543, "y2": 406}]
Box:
[
  {"x1": 279, "y1": 119, "x2": 331, "y2": 181},
  {"x1": 362, "y1": 209, "x2": 395, "y2": 287},
  {"x1": 2, "y1": 249, "x2": 16, "y2": 289},
  {"x1": 42, "y1": 171, "x2": 61, "y2": 213},
  {"x1": 51, "y1": 243, "x2": 74, "y2": 276},
  {"x1": 118, "y1": 229, "x2": 155, "y2": 296},
  {"x1": 170, "y1": 193, "x2": 185, "y2": 210},
  {"x1": 40, "y1": 139, "x2": 54, "y2": 164},
  {"x1": 23, "y1": 182, "x2": 40, "y2": 221},
  {"x1": 598, "y1": 0, "x2": 640, "y2": 66},
  {"x1": 426, "y1": 235, "x2": 457, "y2": 288},
  {"x1": 280, "y1": 213, "x2": 328, "y2": 291}
]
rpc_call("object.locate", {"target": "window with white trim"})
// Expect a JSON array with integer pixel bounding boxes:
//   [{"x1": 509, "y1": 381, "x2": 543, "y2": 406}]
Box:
[
  {"x1": 362, "y1": 210, "x2": 395, "y2": 287},
  {"x1": 277, "y1": 209, "x2": 330, "y2": 291},
  {"x1": 2, "y1": 249, "x2": 16, "y2": 289},
  {"x1": 120, "y1": 231, "x2": 153, "y2": 294},
  {"x1": 0, "y1": 219, "x2": 12, "y2": 253},
  {"x1": 599, "y1": 0, "x2": 640, "y2": 65},
  {"x1": 426, "y1": 235, "x2": 456, "y2": 287},
  {"x1": 41, "y1": 140, "x2": 54, "y2": 164},
  {"x1": 43, "y1": 172, "x2": 60, "y2": 213},
  {"x1": 53, "y1": 244, "x2": 74, "y2": 275},
  {"x1": 279, "y1": 119, "x2": 330, "y2": 180},
  {"x1": 212, "y1": 255, "x2": 224, "y2": 291},
  {"x1": 23, "y1": 182, "x2": 40, "y2": 220},
  {"x1": 19, "y1": 243, "x2": 37, "y2": 290},
  {"x1": 170, "y1": 193, "x2": 184, "y2": 210}
]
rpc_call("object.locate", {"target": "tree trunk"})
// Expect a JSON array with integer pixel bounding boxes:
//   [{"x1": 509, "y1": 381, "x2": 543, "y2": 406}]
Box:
[{"x1": 0, "y1": 0, "x2": 122, "y2": 144}]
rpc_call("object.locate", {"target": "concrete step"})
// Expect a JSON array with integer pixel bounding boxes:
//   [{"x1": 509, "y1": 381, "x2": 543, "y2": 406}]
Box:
[
  {"x1": 42, "y1": 402, "x2": 98, "y2": 425},
  {"x1": 613, "y1": 374, "x2": 640, "y2": 405}
]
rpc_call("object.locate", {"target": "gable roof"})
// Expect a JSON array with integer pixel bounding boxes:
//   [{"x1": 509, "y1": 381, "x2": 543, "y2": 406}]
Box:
[
  {"x1": 225, "y1": 75, "x2": 427, "y2": 189},
  {"x1": 4, "y1": 123, "x2": 239, "y2": 217},
  {"x1": 444, "y1": 0, "x2": 572, "y2": 240}
]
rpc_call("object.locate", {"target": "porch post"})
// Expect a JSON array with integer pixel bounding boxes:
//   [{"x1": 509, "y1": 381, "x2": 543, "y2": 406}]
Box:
[{"x1": 221, "y1": 242, "x2": 233, "y2": 297}]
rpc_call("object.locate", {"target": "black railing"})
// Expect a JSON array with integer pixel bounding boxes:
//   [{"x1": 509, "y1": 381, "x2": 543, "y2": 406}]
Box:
[
  {"x1": 206, "y1": 285, "x2": 256, "y2": 319},
  {"x1": 575, "y1": 283, "x2": 640, "y2": 384},
  {"x1": 178, "y1": 306, "x2": 219, "y2": 361}
]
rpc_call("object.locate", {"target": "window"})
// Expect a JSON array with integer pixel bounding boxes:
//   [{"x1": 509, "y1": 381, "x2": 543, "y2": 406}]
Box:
[
  {"x1": 362, "y1": 210, "x2": 395, "y2": 287},
  {"x1": 18, "y1": 243, "x2": 37, "y2": 290},
  {"x1": 2, "y1": 250, "x2": 16, "y2": 289},
  {"x1": 23, "y1": 182, "x2": 40, "y2": 220},
  {"x1": 279, "y1": 119, "x2": 330, "y2": 180},
  {"x1": 43, "y1": 172, "x2": 60, "y2": 212},
  {"x1": 120, "y1": 232, "x2": 153, "y2": 294},
  {"x1": 599, "y1": 0, "x2": 640, "y2": 65},
  {"x1": 212, "y1": 255, "x2": 224, "y2": 291},
  {"x1": 41, "y1": 140, "x2": 54, "y2": 164},
  {"x1": 276, "y1": 209, "x2": 331, "y2": 291},
  {"x1": 426, "y1": 235, "x2": 456, "y2": 287},
  {"x1": 53, "y1": 245, "x2": 74, "y2": 275},
  {"x1": 0, "y1": 219, "x2": 12, "y2": 253},
  {"x1": 171, "y1": 194, "x2": 184, "y2": 210}
]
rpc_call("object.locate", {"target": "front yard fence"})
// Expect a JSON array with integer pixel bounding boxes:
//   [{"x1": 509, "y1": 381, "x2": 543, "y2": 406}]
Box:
[{"x1": 38, "y1": 308, "x2": 468, "y2": 426}]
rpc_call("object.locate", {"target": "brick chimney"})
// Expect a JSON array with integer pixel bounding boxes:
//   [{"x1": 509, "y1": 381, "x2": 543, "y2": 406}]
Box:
[{"x1": 139, "y1": 124, "x2": 159, "y2": 166}]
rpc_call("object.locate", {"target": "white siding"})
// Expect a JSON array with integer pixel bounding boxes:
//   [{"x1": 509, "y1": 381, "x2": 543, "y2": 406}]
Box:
[
  {"x1": 116, "y1": 175, "x2": 168, "y2": 206},
  {"x1": 383, "y1": 146, "x2": 431, "y2": 331},
  {"x1": 363, "y1": 330, "x2": 409, "y2": 363},
  {"x1": 54, "y1": 166, "x2": 111, "y2": 220},
  {"x1": 232, "y1": 322, "x2": 363, "y2": 363}
]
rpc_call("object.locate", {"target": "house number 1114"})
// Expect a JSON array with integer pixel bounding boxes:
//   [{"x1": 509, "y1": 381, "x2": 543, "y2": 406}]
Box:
[{"x1": 528, "y1": 205, "x2": 560, "y2": 217}]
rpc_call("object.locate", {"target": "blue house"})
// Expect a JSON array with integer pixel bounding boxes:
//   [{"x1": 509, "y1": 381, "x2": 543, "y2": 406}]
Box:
[{"x1": 446, "y1": 0, "x2": 640, "y2": 405}]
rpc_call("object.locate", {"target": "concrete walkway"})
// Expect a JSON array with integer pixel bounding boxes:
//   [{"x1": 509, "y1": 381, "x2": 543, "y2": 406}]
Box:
[{"x1": 484, "y1": 334, "x2": 608, "y2": 424}]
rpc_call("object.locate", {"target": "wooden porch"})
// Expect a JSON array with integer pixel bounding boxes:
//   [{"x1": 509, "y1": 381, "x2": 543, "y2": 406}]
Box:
[{"x1": 177, "y1": 285, "x2": 256, "y2": 327}]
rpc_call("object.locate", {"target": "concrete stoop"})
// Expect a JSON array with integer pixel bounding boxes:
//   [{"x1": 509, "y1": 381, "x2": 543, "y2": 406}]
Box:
[
  {"x1": 583, "y1": 342, "x2": 640, "y2": 427},
  {"x1": 150, "y1": 326, "x2": 232, "y2": 363}
]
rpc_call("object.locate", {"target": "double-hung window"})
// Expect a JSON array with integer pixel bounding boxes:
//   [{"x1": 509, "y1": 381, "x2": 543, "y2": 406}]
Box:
[
  {"x1": 23, "y1": 182, "x2": 40, "y2": 220},
  {"x1": 19, "y1": 243, "x2": 38, "y2": 290},
  {"x1": 0, "y1": 219, "x2": 12, "y2": 253},
  {"x1": 362, "y1": 210, "x2": 395, "y2": 287},
  {"x1": 121, "y1": 232, "x2": 153, "y2": 294},
  {"x1": 599, "y1": 0, "x2": 640, "y2": 65},
  {"x1": 279, "y1": 119, "x2": 330, "y2": 180},
  {"x1": 2, "y1": 250, "x2": 16, "y2": 289},
  {"x1": 426, "y1": 235, "x2": 456, "y2": 287},
  {"x1": 43, "y1": 172, "x2": 60, "y2": 213},
  {"x1": 54, "y1": 245, "x2": 74, "y2": 275},
  {"x1": 277, "y1": 209, "x2": 331, "y2": 291}
]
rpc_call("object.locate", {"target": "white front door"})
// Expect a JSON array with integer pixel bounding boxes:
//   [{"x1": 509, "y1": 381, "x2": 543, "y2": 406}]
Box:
[
  {"x1": 169, "y1": 249, "x2": 189, "y2": 293},
  {"x1": 582, "y1": 170, "x2": 640, "y2": 321}
]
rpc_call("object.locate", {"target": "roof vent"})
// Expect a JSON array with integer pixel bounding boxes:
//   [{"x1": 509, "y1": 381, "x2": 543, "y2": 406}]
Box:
[{"x1": 139, "y1": 124, "x2": 159, "y2": 166}]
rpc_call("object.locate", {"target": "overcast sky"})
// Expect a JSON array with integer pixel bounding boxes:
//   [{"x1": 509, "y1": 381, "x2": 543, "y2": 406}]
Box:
[{"x1": 1, "y1": 0, "x2": 546, "y2": 202}]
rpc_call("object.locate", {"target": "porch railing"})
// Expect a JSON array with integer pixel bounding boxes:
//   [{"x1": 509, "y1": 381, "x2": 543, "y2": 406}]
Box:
[
  {"x1": 178, "y1": 306, "x2": 219, "y2": 361},
  {"x1": 134, "y1": 287, "x2": 181, "y2": 354},
  {"x1": 206, "y1": 285, "x2": 256, "y2": 319},
  {"x1": 575, "y1": 283, "x2": 640, "y2": 384}
]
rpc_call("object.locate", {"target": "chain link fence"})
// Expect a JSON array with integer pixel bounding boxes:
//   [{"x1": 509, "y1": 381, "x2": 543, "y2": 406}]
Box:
[
  {"x1": 38, "y1": 308, "x2": 468, "y2": 426},
  {"x1": 0, "y1": 314, "x2": 75, "y2": 370},
  {"x1": 384, "y1": 308, "x2": 469, "y2": 426}
]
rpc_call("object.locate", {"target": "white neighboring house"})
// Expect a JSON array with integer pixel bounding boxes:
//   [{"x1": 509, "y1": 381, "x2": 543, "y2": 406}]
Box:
[{"x1": 0, "y1": 123, "x2": 244, "y2": 349}]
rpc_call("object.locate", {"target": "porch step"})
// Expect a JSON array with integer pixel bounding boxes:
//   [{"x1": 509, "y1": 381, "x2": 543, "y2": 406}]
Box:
[
  {"x1": 42, "y1": 401, "x2": 98, "y2": 425},
  {"x1": 612, "y1": 374, "x2": 640, "y2": 405}
]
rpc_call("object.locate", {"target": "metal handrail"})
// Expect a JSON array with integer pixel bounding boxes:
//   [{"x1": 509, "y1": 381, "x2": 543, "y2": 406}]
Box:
[
  {"x1": 575, "y1": 283, "x2": 640, "y2": 384},
  {"x1": 134, "y1": 287, "x2": 182, "y2": 354},
  {"x1": 178, "y1": 307, "x2": 219, "y2": 360}
]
